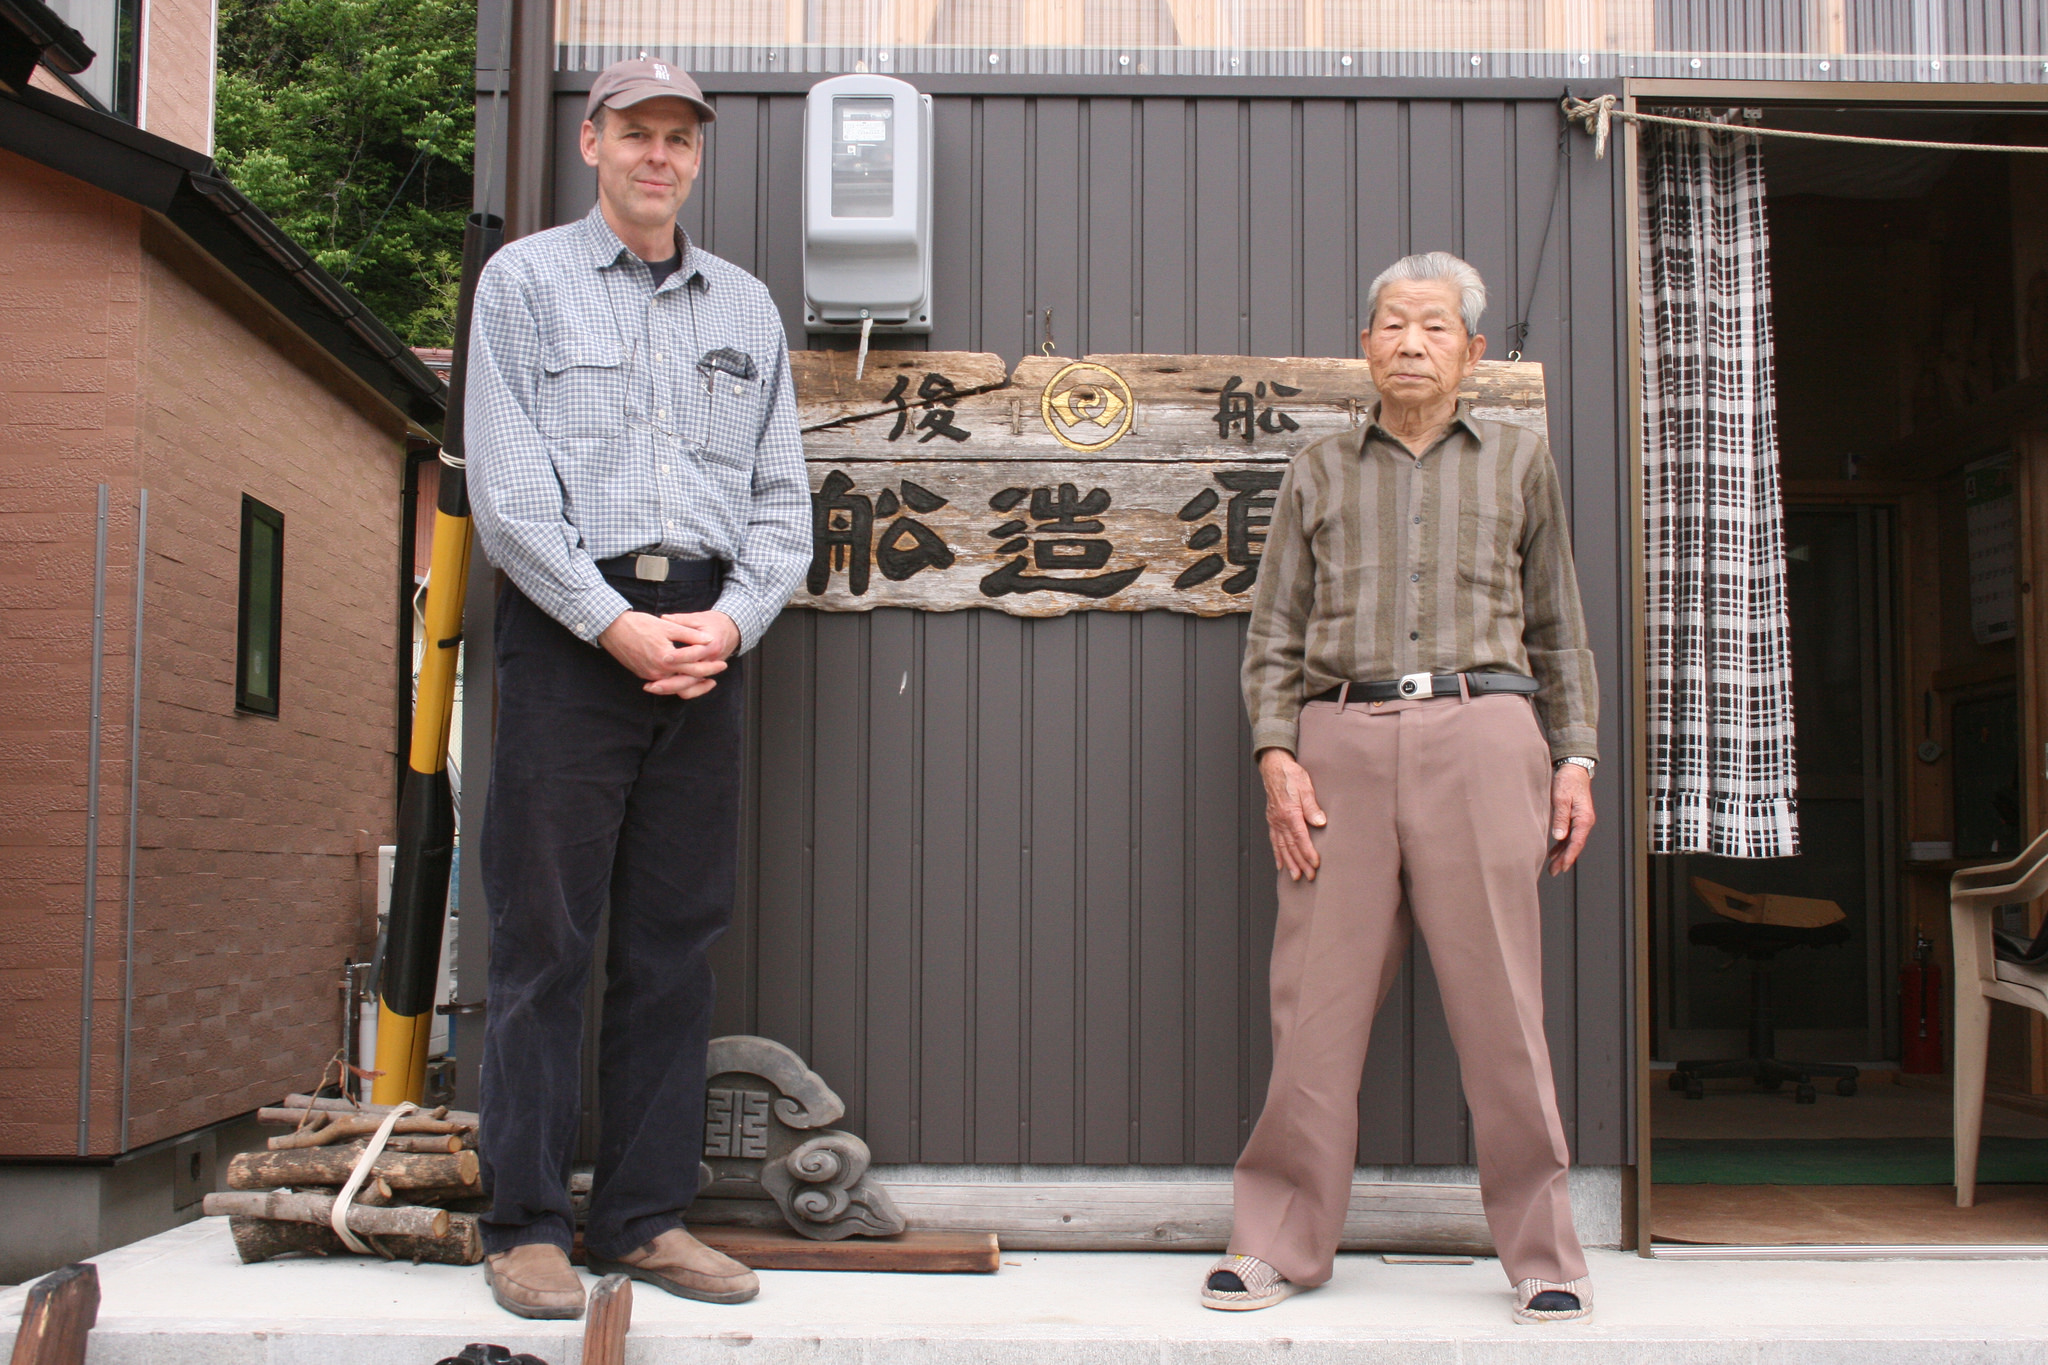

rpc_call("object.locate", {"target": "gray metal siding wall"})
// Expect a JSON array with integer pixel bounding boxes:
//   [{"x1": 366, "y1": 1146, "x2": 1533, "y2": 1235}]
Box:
[
  {"x1": 1847, "y1": 0, "x2": 2048, "y2": 54},
  {"x1": 1647, "y1": 1, "x2": 2048, "y2": 57},
  {"x1": 1656, "y1": 1, "x2": 1814, "y2": 54},
  {"x1": 513, "y1": 80, "x2": 1634, "y2": 1168}
]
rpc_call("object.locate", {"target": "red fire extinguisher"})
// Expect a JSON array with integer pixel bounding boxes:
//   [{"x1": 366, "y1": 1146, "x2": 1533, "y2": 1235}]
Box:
[{"x1": 1901, "y1": 930, "x2": 1944, "y2": 1074}]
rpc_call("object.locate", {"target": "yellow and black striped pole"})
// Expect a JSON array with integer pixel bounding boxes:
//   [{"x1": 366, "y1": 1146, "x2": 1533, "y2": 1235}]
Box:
[{"x1": 373, "y1": 214, "x2": 502, "y2": 1105}]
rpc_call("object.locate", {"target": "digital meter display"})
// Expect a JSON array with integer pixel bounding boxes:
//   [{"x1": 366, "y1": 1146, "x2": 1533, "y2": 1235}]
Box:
[{"x1": 830, "y1": 96, "x2": 894, "y2": 217}]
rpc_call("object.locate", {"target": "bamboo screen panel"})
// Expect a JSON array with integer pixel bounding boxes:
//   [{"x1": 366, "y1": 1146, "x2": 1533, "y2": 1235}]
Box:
[{"x1": 557, "y1": 0, "x2": 2048, "y2": 80}]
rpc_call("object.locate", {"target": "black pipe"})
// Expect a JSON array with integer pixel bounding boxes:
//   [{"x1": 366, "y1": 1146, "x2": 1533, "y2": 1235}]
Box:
[
  {"x1": 504, "y1": 0, "x2": 554, "y2": 242},
  {"x1": 373, "y1": 211, "x2": 503, "y2": 1101},
  {"x1": 396, "y1": 440, "x2": 433, "y2": 807}
]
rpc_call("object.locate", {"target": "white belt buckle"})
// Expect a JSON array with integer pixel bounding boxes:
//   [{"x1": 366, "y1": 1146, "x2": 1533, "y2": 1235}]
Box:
[
  {"x1": 1398, "y1": 671, "x2": 1434, "y2": 699},
  {"x1": 634, "y1": 554, "x2": 670, "y2": 582}
]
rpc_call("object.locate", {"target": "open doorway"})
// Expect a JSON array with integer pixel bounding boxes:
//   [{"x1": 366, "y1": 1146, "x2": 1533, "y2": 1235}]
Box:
[{"x1": 1646, "y1": 102, "x2": 2048, "y2": 1247}]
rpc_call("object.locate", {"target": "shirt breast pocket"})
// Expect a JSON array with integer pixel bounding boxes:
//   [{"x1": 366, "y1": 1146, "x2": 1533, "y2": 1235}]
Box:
[
  {"x1": 538, "y1": 341, "x2": 626, "y2": 442},
  {"x1": 1456, "y1": 501, "x2": 1521, "y2": 591},
  {"x1": 699, "y1": 372, "x2": 767, "y2": 473}
]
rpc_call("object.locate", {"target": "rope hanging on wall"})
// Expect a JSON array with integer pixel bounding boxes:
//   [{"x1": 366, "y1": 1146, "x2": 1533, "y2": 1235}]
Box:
[{"x1": 1563, "y1": 93, "x2": 2048, "y2": 159}]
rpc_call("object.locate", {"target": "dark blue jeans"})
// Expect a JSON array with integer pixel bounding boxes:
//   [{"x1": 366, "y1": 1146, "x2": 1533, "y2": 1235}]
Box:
[{"x1": 477, "y1": 567, "x2": 742, "y2": 1259}]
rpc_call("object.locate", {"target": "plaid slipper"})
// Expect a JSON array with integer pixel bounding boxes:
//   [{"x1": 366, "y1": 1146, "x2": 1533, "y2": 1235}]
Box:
[
  {"x1": 1512, "y1": 1276, "x2": 1593, "y2": 1323},
  {"x1": 1200, "y1": 1254, "x2": 1295, "y2": 1311}
]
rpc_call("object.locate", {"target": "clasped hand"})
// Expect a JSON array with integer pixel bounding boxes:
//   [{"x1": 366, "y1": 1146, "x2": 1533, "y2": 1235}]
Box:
[{"x1": 597, "y1": 609, "x2": 739, "y2": 699}]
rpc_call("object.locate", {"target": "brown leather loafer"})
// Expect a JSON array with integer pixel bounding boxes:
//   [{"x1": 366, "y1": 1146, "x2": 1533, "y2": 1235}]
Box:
[
  {"x1": 485, "y1": 1243, "x2": 586, "y2": 1320},
  {"x1": 588, "y1": 1228, "x2": 759, "y2": 1305}
]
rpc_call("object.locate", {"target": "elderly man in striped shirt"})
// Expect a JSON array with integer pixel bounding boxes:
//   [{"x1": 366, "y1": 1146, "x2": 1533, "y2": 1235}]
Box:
[
  {"x1": 1202, "y1": 252, "x2": 1599, "y2": 1324},
  {"x1": 464, "y1": 59, "x2": 810, "y2": 1318}
]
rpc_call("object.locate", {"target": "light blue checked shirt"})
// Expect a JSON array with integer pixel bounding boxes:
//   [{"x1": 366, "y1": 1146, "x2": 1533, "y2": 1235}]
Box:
[{"x1": 466, "y1": 206, "x2": 810, "y2": 653}]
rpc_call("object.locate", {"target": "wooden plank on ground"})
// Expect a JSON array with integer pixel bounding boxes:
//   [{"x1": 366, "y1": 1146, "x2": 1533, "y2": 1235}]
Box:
[
  {"x1": 580, "y1": 1274, "x2": 632, "y2": 1365},
  {"x1": 7, "y1": 1263, "x2": 98, "y2": 1365},
  {"x1": 688, "y1": 1226, "x2": 1001, "y2": 1273},
  {"x1": 878, "y1": 1181, "x2": 1493, "y2": 1255}
]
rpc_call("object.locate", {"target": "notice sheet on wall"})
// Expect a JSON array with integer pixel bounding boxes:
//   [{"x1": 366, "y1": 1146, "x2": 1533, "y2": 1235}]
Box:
[{"x1": 1965, "y1": 451, "x2": 2017, "y2": 645}]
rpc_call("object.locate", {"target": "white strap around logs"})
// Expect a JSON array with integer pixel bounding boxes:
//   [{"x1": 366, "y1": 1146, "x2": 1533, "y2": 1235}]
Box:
[{"x1": 329, "y1": 1101, "x2": 419, "y2": 1255}]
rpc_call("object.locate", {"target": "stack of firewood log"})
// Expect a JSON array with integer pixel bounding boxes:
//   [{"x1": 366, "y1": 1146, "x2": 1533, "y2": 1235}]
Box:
[{"x1": 201, "y1": 1095, "x2": 487, "y2": 1265}]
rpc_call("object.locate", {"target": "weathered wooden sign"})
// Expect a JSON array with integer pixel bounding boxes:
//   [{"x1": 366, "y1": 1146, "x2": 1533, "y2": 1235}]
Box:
[{"x1": 789, "y1": 350, "x2": 1548, "y2": 617}]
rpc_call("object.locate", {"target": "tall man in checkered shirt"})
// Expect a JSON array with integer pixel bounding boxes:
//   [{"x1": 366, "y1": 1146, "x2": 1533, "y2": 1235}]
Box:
[
  {"x1": 1203, "y1": 253, "x2": 1599, "y2": 1324},
  {"x1": 464, "y1": 58, "x2": 809, "y2": 1319}
]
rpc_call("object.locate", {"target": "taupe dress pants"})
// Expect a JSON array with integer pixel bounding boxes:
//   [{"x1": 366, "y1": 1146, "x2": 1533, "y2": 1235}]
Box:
[{"x1": 1229, "y1": 690, "x2": 1587, "y2": 1288}]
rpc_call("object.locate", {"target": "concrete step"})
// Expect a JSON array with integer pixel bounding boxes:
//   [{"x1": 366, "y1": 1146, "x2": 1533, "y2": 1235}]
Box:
[{"x1": 5, "y1": 1217, "x2": 2048, "y2": 1363}]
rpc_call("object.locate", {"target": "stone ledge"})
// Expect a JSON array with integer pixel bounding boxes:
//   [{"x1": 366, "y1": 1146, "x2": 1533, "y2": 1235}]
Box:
[{"x1": 6, "y1": 1217, "x2": 2048, "y2": 1364}]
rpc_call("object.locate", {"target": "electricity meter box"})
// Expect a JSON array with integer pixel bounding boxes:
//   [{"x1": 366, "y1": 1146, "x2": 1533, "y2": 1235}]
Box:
[{"x1": 803, "y1": 75, "x2": 933, "y2": 334}]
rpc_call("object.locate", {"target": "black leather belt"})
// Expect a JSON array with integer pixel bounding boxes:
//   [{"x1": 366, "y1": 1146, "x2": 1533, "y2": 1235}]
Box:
[
  {"x1": 1311, "y1": 672, "x2": 1540, "y2": 704},
  {"x1": 595, "y1": 553, "x2": 722, "y2": 584}
]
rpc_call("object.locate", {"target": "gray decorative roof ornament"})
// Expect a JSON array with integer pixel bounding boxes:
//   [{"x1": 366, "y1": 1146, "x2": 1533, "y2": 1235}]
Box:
[{"x1": 690, "y1": 1036, "x2": 906, "y2": 1240}]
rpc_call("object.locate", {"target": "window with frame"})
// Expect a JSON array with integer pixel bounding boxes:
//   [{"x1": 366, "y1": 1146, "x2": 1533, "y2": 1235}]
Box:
[
  {"x1": 41, "y1": 0, "x2": 140, "y2": 119},
  {"x1": 237, "y1": 495, "x2": 283, "y2": 716}
]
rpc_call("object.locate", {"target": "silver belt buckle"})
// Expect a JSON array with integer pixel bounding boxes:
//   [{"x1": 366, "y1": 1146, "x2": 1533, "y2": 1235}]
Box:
[
  {"x1": 1398, "y1": 671, "x2": 1434, "y2": 699},
  {"x1": 634, "y1": 554, "x2": 670, "y2": 582}
]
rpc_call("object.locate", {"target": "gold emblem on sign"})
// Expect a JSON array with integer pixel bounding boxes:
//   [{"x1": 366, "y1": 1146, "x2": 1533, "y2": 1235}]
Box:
[{"x1": 1039, "y1": 361, "x2": 1135, "y2": 452}]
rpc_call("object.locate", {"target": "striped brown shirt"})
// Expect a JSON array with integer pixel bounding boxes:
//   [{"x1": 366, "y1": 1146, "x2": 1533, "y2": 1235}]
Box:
[{"x1": 1243, "y1": 400, "x2": 1598, "y2": 762}]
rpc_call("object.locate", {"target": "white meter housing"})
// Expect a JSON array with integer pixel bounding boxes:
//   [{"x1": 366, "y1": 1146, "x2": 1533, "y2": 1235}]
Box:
[{"x1": 803, "y1": 74, "x2": 933, "y2": 333}]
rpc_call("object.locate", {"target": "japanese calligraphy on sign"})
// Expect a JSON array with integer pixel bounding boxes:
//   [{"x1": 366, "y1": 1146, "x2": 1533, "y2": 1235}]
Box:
[{"x1": 788, "y1": 350, "x2": 1548, "y2": 616}]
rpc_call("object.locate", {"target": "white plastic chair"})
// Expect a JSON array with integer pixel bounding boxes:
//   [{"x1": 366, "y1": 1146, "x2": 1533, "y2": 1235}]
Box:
[{"x1": 1950, "y1": 826, "x2": 2048, "y2": 1206}]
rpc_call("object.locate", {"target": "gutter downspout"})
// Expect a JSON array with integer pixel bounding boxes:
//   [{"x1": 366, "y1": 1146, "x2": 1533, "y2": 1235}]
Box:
[
  {"x1": 119, "y1": 488, "x2": 146, "y2": 1152},
  {"x1": 79, "y1": 483, "x2": 109, "y2": 1155},
  {"x1": 504, "y1": 0, "x2": 553, "y2": 243}
]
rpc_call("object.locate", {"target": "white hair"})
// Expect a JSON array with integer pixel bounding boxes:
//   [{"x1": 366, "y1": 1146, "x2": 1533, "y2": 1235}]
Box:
[{"x1": 1365, "y1": 252, "x2": 1486, "y2": 335}]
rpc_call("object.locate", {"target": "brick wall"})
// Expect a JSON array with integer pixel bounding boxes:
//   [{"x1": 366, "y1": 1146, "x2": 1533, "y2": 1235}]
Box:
[
  {"x1": 140, "y1": 0, "x2": 216, "y2": 154},
  {"x1": 0, "y1": 150, "x2": 405, "y2": 1156},
  {"x1": 0, "y1": 152, "x2": 144, "y2": 1158}
]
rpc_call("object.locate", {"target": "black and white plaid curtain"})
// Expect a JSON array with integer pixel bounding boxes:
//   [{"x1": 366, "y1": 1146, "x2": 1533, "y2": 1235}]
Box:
[{"x1": 1639, "y1": 113, "x2": 1800, "y2": 859}]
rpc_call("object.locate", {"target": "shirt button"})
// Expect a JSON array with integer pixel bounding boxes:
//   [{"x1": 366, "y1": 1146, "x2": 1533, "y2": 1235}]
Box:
[
  {"x1": 660, "y1": 463, "x2": 671, "y2": 473},
  {"x1": 1413, "y1": 516, "x2": 1422, "y2": 524},
  {"x1": 1410, "y1": 631, "x2": 1420, "y2": 640},
  {"x1": 654, "y1": 351, "x2": 665, "y2": 362},
  {"x1": 655, "y1": 408, "x2": 667, "y2": 421},
  {"x1": 1410, "y1": 572, "x2": 1419, "y2": 582}
]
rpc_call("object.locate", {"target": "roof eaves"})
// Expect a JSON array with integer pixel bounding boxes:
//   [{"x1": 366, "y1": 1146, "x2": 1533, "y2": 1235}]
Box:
[
  {"x1": 0, "y1": 0, "x2": 92, "y2": 87},
  {"x1": 0, "y1": 84, "x2": 446, "y2": 432}
]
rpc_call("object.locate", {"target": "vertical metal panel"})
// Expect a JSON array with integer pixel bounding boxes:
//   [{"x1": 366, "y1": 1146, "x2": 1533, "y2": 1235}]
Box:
[
  {"x1": 1656, "y1": 0, "x2": 1809, "y2": 53},
  {"x1": 1558, "y1": 90, "x2": 1634, "y2": 1167},
  {"x1": 929, "y1": 97, "x2": 979, "y2": 352},
  {"x1": 1194, "y1": 100, "x2": 1246, "y2": 355},
  {"x1": 1133, "y1": 611, "x2": 1191, "y2": 1161},
  {"x1": 1026, "y1": 614, "x2": 1080, "y2": 1162},
  {"x1": 860, "y1": 609, "x2": 917, "y2": 1157},
  {"x1": 1085, "y1": 100, "x2": 1138, "y2": 357},
  {"x1": 1299, "y1": 101, "x2": 1354, "y2": 360},
  {"x1": 1080, "y1": 613, "x2": 1135, "y2": 1162},
  {"x1": 539, "y1": 80, "x2": 1633, "y2": 1168},
  {"x1": 1246, "y1": 100, "x2": 1297, "y2": 357},
  {"x1": 1137, "y1": 100, "x2": 1192, "y2": 354},
  {"x1": 981, "y1": 100, "x2": 1034, "y2": 364},
  {"x1": 917, "y1": 611, "x2": 973, "y2": 1161},
  {"x1": 972, "y1": 613, "x2": 1028, "y2": 1160}
]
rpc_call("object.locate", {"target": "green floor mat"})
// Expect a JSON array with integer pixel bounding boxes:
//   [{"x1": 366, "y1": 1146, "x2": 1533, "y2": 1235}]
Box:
[{"x1": 1653, "y1": 1136, "x2": 2048, "y2": 1185}]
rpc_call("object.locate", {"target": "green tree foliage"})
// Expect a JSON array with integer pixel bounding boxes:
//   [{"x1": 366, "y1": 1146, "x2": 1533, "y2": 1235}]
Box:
[{"x1": 215, "y1": 0, "x2": 475, "y2": 347}]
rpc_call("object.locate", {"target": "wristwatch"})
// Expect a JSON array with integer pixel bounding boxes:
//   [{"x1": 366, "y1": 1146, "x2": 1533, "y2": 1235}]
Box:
[{"x1": 1557, "y1": 756, "x2": 1596, "y2": 775}]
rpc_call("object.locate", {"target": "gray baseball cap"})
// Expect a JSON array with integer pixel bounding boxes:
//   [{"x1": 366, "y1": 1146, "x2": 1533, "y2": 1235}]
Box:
[{"x1": 584, "y1": 57, "x2": 716, "y2": 125}]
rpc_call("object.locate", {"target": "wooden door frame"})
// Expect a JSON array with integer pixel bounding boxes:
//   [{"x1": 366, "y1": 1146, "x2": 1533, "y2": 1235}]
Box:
[{"x1": 1621, "y1": 77, "x2": 2048, "y2": 1257}]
